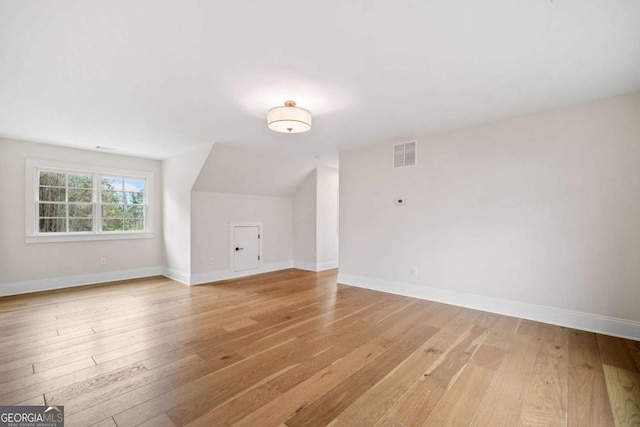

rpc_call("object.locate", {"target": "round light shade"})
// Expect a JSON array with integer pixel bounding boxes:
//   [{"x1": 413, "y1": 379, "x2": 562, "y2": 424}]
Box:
[{"x1": 267, "y1": 100, "x2": 312, "y2": 133}]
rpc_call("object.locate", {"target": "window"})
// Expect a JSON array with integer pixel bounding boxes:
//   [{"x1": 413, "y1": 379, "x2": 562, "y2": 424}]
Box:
[
  {"x1": 38, "y1": 171, "x2": 94, "y2": 233},
  {"x1": 101, "y1": 176, "x2": 146, "y2": 232},
  {"x1": 26, "y1": 159, "x2": 153, "y2": 243}
]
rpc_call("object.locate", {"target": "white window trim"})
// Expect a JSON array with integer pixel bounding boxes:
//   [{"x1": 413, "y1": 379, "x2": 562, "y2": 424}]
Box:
[{"x1": 25, "y1": 159, "x2": 154, "y2": 243}]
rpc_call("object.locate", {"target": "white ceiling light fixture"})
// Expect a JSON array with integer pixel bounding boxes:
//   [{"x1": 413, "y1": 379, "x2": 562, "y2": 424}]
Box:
[{"x1": 267, "y1": 100, "x2": 312, "y2": 133}]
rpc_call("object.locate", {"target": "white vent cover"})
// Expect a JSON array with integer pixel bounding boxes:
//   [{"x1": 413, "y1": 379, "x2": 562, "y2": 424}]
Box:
[{"x1": 393, "y1": 141, "x2": 417, "y2": 168}]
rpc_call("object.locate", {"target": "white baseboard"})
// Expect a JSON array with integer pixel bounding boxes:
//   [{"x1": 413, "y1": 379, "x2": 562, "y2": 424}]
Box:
[
  {"x1": 189, "y1": 260, "x2": 294, "y2": 285},
  {"x1": 162, "y1": 267, "x2": 191, "y2": 285},
  {"x1": 293, "y1": 260, "x2": 319, "y2": 272},
  {"x1": 337, "y1": 273, "x2": 640, "y2": 341},
  {"x1": 0, "y1": 266, "x2": 164, "y2": 297},
  {"x1": 317, "y1": 260, "x2": 339, "y2": 271},
  {"x1": 0, "y1": 259, "x2": 328, "y2": 296},
  {"x1": 293, "y1": 259, "x2": 338, "y2": 272}
]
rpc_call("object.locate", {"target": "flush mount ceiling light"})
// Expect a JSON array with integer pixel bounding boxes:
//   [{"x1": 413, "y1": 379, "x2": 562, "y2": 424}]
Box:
[{"x1": 267, "y1": 100, "x2": 312, "y2": 133}]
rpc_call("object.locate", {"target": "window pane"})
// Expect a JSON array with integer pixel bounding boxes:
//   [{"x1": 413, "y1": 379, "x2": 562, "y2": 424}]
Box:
[
  {"x1": 39, "y1": 203, "x2": 66, "y2": 217},
  {"x1": 124, "y1": 179, "x2": 144, "y2": 192},
  {"x1": 102, "y1": 218, "x2": 124, "y2": 231},
  {"x1": 124, "y1": 219, "x2": 144, "y2": 231},
  {"x1": 102, "y1": 204, "x2": 124, "y2": 218},
  {"x1": 125, "y1": 191, "x2": 144, "y2": 204},
  {"x1": 69, "y1": 204, "x2": 93, "y2": 218},
  {"x1": 68, "y1": 188, "x2": 92, "y2": 202},
  {"x1": 69, "y1": 218, "x2": 93, "y2": 232},
  {"x1": 102, "y1": 177, "x2": 123, "y2": 191},
  {"x1": 32, "y1": 168, "x2": 150, "y2": 236},
  {"x1": 39, "y1": 218, "x2": 66, "y2": 233},
  {"x1": 39, "y1": 187, "x2": 66, "y2": 202},
  {"x1": 102, "y1": 190, "x2": 124, "y2": 203},
  {"x1": 68, "y1": 174, "x2": 93, "y2": 189},
  {"x1": 125, "y1": 205, "x2": 144, "y2": 218},
  {"x1": 39, "y1": 171, "x2": 66, "y2": 187}
]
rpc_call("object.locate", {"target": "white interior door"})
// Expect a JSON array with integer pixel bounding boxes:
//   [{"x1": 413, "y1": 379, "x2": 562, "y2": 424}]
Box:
[{"x1": 233, "y1": 226, "x2": 260, "y2": 272}]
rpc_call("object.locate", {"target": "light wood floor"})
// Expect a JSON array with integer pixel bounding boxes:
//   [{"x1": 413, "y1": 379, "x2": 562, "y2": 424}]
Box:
[{"x1": 1, "y1": 269, "x2": 638, "y2": 427}]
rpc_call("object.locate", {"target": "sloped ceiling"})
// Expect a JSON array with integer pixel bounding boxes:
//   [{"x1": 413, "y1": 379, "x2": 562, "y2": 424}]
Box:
[
  {"x1": 192, "y1": 143, "x2": 319, "y2": 197},
  {"x1": 1, "y1": 1, "x2": 640, "y2": 164}
]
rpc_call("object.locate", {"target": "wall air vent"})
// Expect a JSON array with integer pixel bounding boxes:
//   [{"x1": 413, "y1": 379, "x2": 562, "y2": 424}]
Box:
[{"x1": 393, "y1": 141, "x2": 417, "y2": 168}]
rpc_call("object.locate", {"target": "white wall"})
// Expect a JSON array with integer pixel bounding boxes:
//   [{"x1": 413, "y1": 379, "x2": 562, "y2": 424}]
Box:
[
  {"x1": 193, "y1": 143, "x2": 318, "y2": 196},
  {"x1": 0, "y1": 138, "x2": 334, "y2": 294},
  {"x1": 161, "y1": 144, "x2": 212, "y2": 283},
  {"x1": 293, "y1": 171, "x2": 317, "y2": 269},
  {"x1": 190, "y1": 191, "x2": 293, "y2": 283},
  {"x1": 188, "y1": 143, "x2": 320, "y2": 283},
  {"x1": 339, "y1": 92, "x2": 640, "y2": 339},
  {"x1": 316, "y1": 167, "x2": 339, "y2": 268},
  {"x1": 292, "y1": 167, "x2": 340, "y2": 271},
  {"x1": 0, "y1": 138, "x2": 163, "y2": 294}
]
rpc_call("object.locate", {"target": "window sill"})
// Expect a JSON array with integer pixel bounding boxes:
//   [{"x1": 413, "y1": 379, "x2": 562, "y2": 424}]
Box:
[{"x1": 25, "y1": 233, "x2": 155, "y2": 244}]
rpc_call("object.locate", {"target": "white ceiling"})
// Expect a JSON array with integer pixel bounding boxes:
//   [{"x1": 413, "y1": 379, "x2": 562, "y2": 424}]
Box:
[{"x1": 1, "y1": 1, "x2": 639, "y2": 166}]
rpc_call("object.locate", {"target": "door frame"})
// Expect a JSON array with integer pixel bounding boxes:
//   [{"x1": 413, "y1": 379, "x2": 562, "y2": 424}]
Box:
[{"x1": 229, "y1": 221, "x2": 263, "y2": 273}]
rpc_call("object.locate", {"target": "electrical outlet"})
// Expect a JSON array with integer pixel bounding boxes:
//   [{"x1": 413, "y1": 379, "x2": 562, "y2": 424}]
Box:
[
  {"x1": 410, "y1": 266, "x2": 418, "y2": 277},
  {"x1": 100, "y1": 257, "x2": 107, "y2": 266}
]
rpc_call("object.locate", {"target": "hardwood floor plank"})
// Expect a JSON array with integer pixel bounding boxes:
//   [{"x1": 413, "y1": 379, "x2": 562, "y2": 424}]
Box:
[
  {"x1": 227, "y1": 331, "x2": 424, "y2": 427},
  {"x1": 45, "y1": 362, "x2": 147, "y2": 404},
  {"x1": 423, "y1": 363, "x2": 496, "y2": 426},
  {"x1": 385, "y1": 323, "x2": 488, "y2": 427},
  {"x1": 223, "y1": 317, "x2": 258, "y2": 331},
  {"x1": 0, "y1": 269, "x2": 634, "y2": 426},
  {"x1": 15, "y1": 394, "x2": 45, "y2": 406},
  {"x1": 62, "y1": 354, "x2": 208, "y2": 418},
  {"x1": 141, "y1": 345, "x2": 208, "y2": 371},
  {"x1": 284, "y1": 315, "x2": 439, "y2": 427},
  {"x1": 88, "y1": 417, "x2": 117, "y2": 427},
  {"x1": 483, "y1": 315, "x2": 521, "y2": 351},
  {"x1": 62, "y1": 348, "x2": 241, "y2": 426},
  {"x1": 0, "y1": 330, "x2": 60, "y2": 357},
  {"x1": 602, "y1": 364, "x2": 640, "y2": 427},
  {"x1": 567, "y1": 329, "x2": 615, "y2": 427},
  {"x1": 598, "y1": 335, "x2": 640, "y2": 372},
  {"x1": 113, "y1": 338, "x2": 321, "y2": 427},
  {"x1": 137, "y1": 413, "x2": 177, "y2": 427},
  {"x1": 184, "y1": 301, "x2": 437, "y2": 427},
  {"x1": 339, "y1": 317, "x2": 487, "y2": 426},
  {"x1": 0, "y1": 344, "x2": 179, "y2": 406},
  {"x1": 470, "y1": 332, "x2": 541, "y2": 426},
  {"x1": 627, "y1": 340, "x2": 640, "y2": 372},
  {"x1": 0, "y1": 364, "x2": 35, "y2": 385},
  {"x1": 423, "y1": 304, "x2": 464, "y2": 329},
  {"x1": 469, "y1": 343, "x2": 506, "y2": 372},
  {"x1": 518, "y1": 324, "x2": 569, "y2": 426},
  {"x1": 0, "y1": 357, "x2": 95, "y2": 401},
  {"x1": 327, "y1": 419, "x2": 353, "y2": 427}
]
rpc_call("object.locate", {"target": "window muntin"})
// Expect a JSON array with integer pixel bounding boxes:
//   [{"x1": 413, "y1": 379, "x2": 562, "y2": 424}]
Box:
[
  {"x1": 26, "y1": 160, "x2": 154, "y2": 243},
  {"x1": 101, "y1": 176, "x2": 146, "y2": 232},
  {"x1": 38, "y1": 170, "x2": 94, "y2": 233},
  {"x1": 33, "y1": 167, "x2": 149, "y2": 236}
]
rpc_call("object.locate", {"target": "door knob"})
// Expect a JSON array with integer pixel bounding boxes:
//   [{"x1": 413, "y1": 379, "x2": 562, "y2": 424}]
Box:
[{"x1": 235, "y1": 247, "x2": 243, "y2": 251}]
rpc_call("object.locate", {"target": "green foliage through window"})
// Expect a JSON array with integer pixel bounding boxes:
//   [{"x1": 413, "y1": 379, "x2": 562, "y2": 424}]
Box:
[
  {"x1": 38, "y1": 171, "x2": 93, "y2": 233},
  {"x1": 37, "y1": 170, "x2": 146, "y2": 234},
  {"x1": 101, "y1": 177, "x2": 145, "y2": 232}
]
